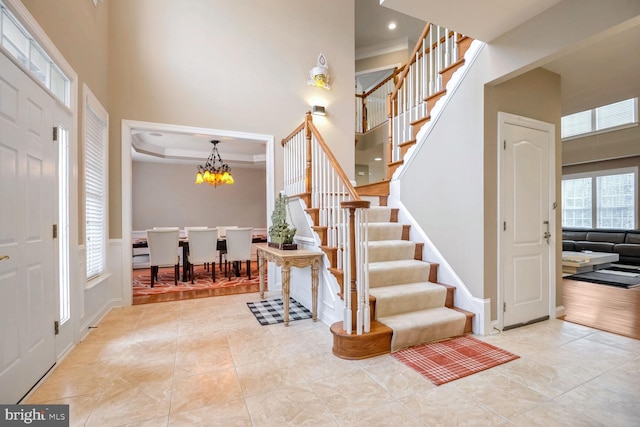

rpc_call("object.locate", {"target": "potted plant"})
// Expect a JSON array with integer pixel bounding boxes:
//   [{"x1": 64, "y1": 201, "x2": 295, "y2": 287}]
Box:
[{"x1": 268, "y1": 192, "x2": 297, "y2": 250}]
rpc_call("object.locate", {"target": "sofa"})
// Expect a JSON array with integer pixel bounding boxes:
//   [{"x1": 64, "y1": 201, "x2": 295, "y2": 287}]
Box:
[{"x1": 562, "y1": 228, "x2": 640, "y2": 266}]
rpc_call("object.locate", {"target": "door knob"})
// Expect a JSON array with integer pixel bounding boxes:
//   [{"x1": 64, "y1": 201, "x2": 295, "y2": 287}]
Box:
[
  {"x1": 0, "y1": 255, "x2": 9, "y2": 261},
  {"x1": 543, "y1": 221, "x2": 551, "y2": 244}
]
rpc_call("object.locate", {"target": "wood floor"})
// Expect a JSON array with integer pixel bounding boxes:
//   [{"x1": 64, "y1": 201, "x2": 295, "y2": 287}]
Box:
[{"x1": 562, "y1": 277, "x2": 640, "y2": 340}]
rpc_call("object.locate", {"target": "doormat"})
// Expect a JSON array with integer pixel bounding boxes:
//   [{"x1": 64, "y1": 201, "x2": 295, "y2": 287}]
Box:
[
  {"x1": 391, "y1": 335, "x2": 519, "y2": 385},
  {"x1": 246, "y1": 297, "x2": 312, "y2": 325}
]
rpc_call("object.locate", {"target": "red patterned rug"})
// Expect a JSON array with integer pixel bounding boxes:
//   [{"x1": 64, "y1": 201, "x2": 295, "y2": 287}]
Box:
[
  {"x1": 132, "y1": 265, "x2": 263, "y2": 305},
  {"x1": 392, "y1": 335, "x2": 519, "y2": 385}
]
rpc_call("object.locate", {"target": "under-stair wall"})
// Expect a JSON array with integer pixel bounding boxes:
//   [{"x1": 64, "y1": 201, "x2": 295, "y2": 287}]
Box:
[
  {"x1": 391, "y1": 0, "x2": 640, "y2": 335},
  {"x1": 287, "y1": 195, "x2": 344, "y2": 325}
]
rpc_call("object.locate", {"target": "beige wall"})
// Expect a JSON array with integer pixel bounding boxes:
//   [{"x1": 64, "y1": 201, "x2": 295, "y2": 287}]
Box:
[
  {"x1": 132, "y1": 162, "x2": 266, "y2": 231},
  {"x1": 484, "y1": 67, "x2": 562, "y2": 319},
  {"x1": 23, "y1": 0, "x2": 355, "y2": 240},
  {"x1": 108, "y1": 0, "x2": 355, "y2": 238},
  {"x1": 563, "y1": 126, "x2": 640, "y2": 166},
  {"x1": 356, "y1": 49, "x2": 408, "y2": 73}
]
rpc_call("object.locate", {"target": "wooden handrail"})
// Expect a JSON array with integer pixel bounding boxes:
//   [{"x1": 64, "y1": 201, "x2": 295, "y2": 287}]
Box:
[
  {"x1": 281, "y1": 121, "x2": 306, "y2": 147},
  {"x1": 307, "y1": 119, "x2": 361, "y2": 202},
  {"x1": 361, "y1": 66, "x2": 403, "y2": 98},
  {"x1": 390, "y1": 23, "x2": 432, "y2": 101}
]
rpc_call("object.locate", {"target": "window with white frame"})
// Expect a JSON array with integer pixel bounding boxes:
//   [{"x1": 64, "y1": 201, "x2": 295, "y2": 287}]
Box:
[
  {"x1": 562, "y1": 167, "x2": 637, "y2": 229},
  {"x1": 84, "y1": 86, "x2": 108, "y2": 281},
  {"x1": 0, "y1": 1, "x2": 70, "y2": 106},
  {"x1": 561, "y1": 98, "x2": 638, "y2": 139}
]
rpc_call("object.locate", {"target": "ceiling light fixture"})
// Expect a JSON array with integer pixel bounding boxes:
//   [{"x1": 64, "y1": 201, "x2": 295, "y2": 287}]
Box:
[
  {"x1": 195, "y1": 140, "x2": 234, "y2": 187},
  {"x1": 388, "y1": 22, "x2": 396, "y2": 30}
]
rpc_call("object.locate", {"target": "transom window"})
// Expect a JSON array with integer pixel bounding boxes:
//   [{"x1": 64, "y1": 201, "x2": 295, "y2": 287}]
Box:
[
  {"x1": 562, "y1": 167, "x2": 637, "y2": 229},
  {"x1": 561, "y1": 98, "x2": 638, "y2": 140},
  {"x1": 0, "y1": 1, "x2": 70, "y2": 106}
]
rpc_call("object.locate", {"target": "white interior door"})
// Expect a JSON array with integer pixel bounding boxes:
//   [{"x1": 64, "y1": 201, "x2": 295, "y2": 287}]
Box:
[
  {"x1": 0, "y1": 53, "x2": 57, "y2": 403},
  {"x1": 499, "y1": 113, "x2": 555, "y2": 330}
]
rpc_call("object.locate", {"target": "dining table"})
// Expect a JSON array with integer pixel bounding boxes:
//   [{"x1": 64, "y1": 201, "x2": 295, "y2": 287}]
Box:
[{"x1": 132, "y1": 235, "x2": 267, "y2": 281}]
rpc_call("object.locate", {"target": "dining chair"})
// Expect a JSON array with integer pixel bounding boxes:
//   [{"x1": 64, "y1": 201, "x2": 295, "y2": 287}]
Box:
[
  {"x1": 216, "y1": 225, "x2": 238, "y2": 273},
  {"x1": 146, "y1": 228, "x2": 180, "y2": 287},
  {"x1": 225, "y1": 227, "x2": 254, "y2": 279},
  {"x1": 184, "y1": 226, "x2": 210, "y2": 275},
  {"x1": 186, "y1": 228, "x2": 218, "y2": 283}
]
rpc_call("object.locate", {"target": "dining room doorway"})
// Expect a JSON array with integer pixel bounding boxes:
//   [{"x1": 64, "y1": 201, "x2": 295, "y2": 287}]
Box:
[{"x1": 121, "y1": 119, "x2": 275, "y2": 306}]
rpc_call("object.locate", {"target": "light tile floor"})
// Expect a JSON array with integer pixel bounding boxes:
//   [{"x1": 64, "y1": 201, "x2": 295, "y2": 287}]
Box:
[{"x1": 25, "y1": 292, "x2": 640, "y2": 426}]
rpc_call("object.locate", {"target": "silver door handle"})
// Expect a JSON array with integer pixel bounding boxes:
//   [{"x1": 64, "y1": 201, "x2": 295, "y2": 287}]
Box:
[
  {"x1": 0, "y1": 255, "x2": 9, "y2": 261},
  {"x1": 543, "y1": 221, "x2": 551, "y2": 244}
]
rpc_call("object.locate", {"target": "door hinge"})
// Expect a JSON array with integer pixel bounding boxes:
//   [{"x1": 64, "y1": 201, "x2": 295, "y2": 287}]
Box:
[
  {"x1": 503, "y1": 221, "x2": 506, "y2": 231},
  {"x1": 53, "y1": 224, "x2": 58, "y2": 239},
  {"x1": 54, "y1": 320, "x2": 59, "y2": 335},
  {"x1": 503, "y1": 140, "x2": 506, "y2": 150},
  {"x1": 503, "y1": 302, "x2": 506, "y2": 313},
  {"x1": 52, "y1": 126, "x2": 58, "y2": 142}
]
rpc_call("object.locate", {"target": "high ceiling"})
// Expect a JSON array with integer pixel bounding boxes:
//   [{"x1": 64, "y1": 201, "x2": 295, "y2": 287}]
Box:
[
  {"x1": 133, "y1": 0, "x2": 427, "y2": 166},
  {"x1": 134, "y1": 0, "x2": 640, "y2": 166},
  {"x1": 382, "y1": 0, "x2": 640, "y2": 115}
]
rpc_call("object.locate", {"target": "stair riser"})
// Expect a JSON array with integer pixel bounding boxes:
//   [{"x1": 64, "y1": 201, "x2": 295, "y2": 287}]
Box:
[
  {"x1": 368, "y1": 244, "x2": 416, "y2": 262},
  {"x1": 367, "y1": 224, "x2": 404, "y2": 241},
  {"x1": 369, "y1": 265, "x2": 430, "y2": 288},
  {"x1": 373, "y1": 291, "x2": 446, "y2": 317},
  {"x1": 379, "y1": 308, "x2": 467, "y2": 351},
  {"x1": 368, "y1": 207, "x2": 392, "y2": 223}
]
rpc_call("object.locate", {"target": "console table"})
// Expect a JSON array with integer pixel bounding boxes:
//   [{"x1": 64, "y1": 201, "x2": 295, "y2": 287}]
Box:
[{"x1": 256, "y1": 244, "x2": 323, "y2": 326}]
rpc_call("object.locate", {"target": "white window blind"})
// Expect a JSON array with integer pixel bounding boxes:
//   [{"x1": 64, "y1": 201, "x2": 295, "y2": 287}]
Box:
[
  {"x1": 84, "y1": 89, "x2": 108, "y2": 280},
  {"x1": 561, "y1": 98, "x2": 637, "y2": 139},
  {"x1": 596, "y1": 98, "x2": 636, "y2": 131}
]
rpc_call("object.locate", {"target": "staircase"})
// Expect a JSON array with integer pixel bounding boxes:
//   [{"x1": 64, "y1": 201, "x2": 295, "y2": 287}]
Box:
[
  {"x1": 329, "y1": 198, "x2": 473, "y2": 359},
  {"x1": 282, "y1": 22, "x2": 479, "y2": 361}
]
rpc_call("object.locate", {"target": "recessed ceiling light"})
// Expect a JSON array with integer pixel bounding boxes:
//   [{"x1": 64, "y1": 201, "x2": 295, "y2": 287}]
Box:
[
  {"x1": 388, "y1": 22, "x2": 396, "y2": 30},
  {"x1": 374, "y1": 157, "x2": 382, "y2": 161}
]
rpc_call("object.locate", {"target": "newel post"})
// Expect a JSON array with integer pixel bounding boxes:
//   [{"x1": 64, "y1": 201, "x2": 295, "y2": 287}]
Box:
[{"x1": 341, "y1": 200, "x2": 370, "y2": 333}]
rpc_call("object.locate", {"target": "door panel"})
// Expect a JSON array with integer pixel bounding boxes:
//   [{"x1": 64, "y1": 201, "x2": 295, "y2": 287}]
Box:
[
  {"x1": 500, "y1": 115, "x2": 553, "y2": 329},
  {"x1": 0, "y1": 53, "x2": 56, "y2": 404}
]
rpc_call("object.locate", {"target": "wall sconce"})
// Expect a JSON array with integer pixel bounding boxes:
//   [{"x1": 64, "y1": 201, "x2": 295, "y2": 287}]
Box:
[
  {"x1": 308, "y1": 53, "x2": 331, "y2": 90},
  {"x1": 311, "y1": 105, "x2": 326, "y2": 116}
]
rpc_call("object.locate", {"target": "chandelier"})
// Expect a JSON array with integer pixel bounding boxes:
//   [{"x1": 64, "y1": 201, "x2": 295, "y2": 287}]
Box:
[{"x1": 195, "y1": 140, "x2": 234, "y2": 187}]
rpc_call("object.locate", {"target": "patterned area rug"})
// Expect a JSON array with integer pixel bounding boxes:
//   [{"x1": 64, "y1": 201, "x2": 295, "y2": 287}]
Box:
[
  {"x1": 392, "y1": 335, "x2": 519, "y2": 385},
  {"x1": 246, "y1": 298, "x2": 312, "y2": 325},
  {"x1": 132, "y1": 265, "x2": 262, "y2": 305}
]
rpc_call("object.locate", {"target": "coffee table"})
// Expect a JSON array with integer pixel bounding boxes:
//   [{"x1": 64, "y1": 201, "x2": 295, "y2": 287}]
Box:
[{"x1": 562, "y1": 251, "x2": 619, "y2": 274}]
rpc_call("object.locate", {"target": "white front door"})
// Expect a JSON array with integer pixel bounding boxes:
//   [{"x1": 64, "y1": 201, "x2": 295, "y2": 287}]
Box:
[
  {"x1": 0, "y1": 53, "x2": 57, "y2": 403},
  {"x1": 499, "y1": 113, "x2": 555, "y2": 330}
]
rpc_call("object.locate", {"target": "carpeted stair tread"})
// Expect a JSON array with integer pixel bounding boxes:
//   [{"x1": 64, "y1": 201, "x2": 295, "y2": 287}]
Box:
[
  {"x1": 370, "y1": 282, "x2": 446, "y2": 317},
  {"x1": 368, "y1": 206, "x2": 393, "y2": 223},
  {"x1": 378, "y1": 307, "x2": 467, "y2": 351},
  {"x1": 369, "y1": 259, "x2": 431, "y2": 288},
  {"x1": 368, "y1": 240, "x2": 416, "y2": 262},
  {"x1": 367, "y1": 223, "x2": 404, "y2": 241}
]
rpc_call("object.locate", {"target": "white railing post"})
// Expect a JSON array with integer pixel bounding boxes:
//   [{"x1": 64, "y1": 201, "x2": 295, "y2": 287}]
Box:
[{"x1": 356, "y1": 207, "x2": 370, "y2": 334}]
